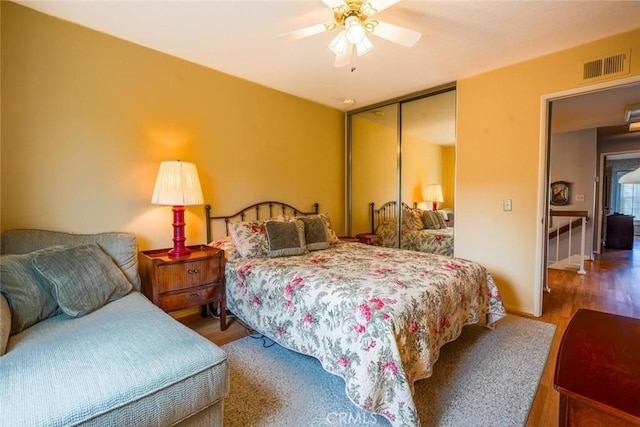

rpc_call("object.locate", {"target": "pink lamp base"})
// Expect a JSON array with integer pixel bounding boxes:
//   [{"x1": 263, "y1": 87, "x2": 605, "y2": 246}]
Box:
[
  {"x1": 432, "y1": 202, "x2": 438, "y2": 211},
  {"x1": 168, "y1": 205, "x2": 191, "y2": 257}
]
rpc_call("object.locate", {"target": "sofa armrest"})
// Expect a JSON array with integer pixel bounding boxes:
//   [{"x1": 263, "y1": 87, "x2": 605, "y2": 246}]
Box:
[{"x1": 0, "y1": 293, "x2": 10, "y2": 356}]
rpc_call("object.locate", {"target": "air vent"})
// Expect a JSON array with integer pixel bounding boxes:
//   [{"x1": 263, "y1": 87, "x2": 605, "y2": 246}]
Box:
[{"x1": 581, "y1": 49, "x2": 630, "y2": 82}]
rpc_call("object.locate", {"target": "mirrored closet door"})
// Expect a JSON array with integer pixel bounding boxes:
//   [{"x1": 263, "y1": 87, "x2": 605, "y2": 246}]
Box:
[
  {"x1": 347, "y1": 84, "x2": 456, "y2": 250},
  {"x1": 350, "y1": 103, "x2": 399, "y2": 239}
]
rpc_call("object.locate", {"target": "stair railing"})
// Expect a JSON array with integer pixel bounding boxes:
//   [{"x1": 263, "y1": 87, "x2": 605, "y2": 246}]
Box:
[{"x1": 549, "y1": 210, "x2": 589, "y2": 275}]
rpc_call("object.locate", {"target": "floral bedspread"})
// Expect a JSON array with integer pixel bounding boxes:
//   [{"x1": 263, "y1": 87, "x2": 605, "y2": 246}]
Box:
[
  {"x1": 223, "y1": 242, "x2": 506, "y2": 426},
  {"x1": 377, "y1": 220, "x2": 454, "y2": 256}
]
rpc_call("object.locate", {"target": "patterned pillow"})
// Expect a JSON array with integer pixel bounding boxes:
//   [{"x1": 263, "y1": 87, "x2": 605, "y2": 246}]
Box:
[
  {"x1": 228, "y1": 220, "x2": 268, "y2": 258},
  {"x1": 265, "y1": 220, "x2": 307, "y2": 257},
  {"x1": 32, "y1": 244, "x2": 133, "y2": 318},
  {"x1": 376, "y1": 218, "x2": 399, "y2": 247},
  {"x1": 208, "y1": 236, "x2": 239, "y2": 261},
  {"x1": 423, "y1": 210, "x2": 445, "y2": 230},
  {"x1": 402, "y1": 207, "x2": 425, "y2": 231}
]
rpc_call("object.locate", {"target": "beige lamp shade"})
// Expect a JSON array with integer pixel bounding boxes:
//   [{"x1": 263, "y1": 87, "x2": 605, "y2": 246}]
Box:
[
  {"x1": 152, "y1": 160, "x2": 204, "y2": 206},
  {"x1": 423, "y1": 184, "x2": 444, "y2": 203},
  {"x1": 423, "y1": 184, "x2": 444, "y2": 211},
  {"x1": 619, "y1": 167, "x2": 640, "y2": 184}
]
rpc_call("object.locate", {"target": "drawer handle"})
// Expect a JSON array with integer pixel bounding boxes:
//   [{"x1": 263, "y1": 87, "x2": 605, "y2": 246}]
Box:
[
  {"x1": 187, "y1": 269, "x2": 199, "y2": 274},
  {"x1": 186, "y1": 292, "x2": 200, "y2": 300}
]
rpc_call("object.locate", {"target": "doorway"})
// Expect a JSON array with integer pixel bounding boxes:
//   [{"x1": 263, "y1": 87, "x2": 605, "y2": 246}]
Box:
[{"x1": 536, "y1": 76, "x2": 640, "y2": 316}]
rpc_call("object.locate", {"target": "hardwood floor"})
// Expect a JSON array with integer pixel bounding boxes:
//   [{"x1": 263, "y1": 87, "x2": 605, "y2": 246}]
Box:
[
  {"x1": 177, "y1": 309, "x2": 247, "y2": 347},
  {"x1": 179, "y1": 237, "x2": 639, "y2": 425},
  {"x1": 526, "y1": 236, "x2": 639, "y2": 426}
]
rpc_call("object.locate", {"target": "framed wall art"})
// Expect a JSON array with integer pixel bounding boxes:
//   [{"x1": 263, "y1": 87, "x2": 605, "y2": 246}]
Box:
[{"x1": 550, "y1": 181, "x2": 570, "y2": 206}]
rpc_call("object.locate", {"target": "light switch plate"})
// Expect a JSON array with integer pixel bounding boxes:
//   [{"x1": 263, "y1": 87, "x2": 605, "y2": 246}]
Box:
[
  {"x1": 503, "y1": 199, "x2": 512, "y2": 211},
  {"x1": 575, "y1": 194, "x2": 585, "y2": 202}
]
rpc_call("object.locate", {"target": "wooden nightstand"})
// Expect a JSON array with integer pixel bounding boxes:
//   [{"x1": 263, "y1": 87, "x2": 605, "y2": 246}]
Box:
[
  {"x1": 138, "y1": 245, "x2": 228, "y2": 330},
  {"x1": 355, "y1": 233, "x2": 380, "y2": 246},
  {"x1": 338, "y1": 236, "x2": 360, "y2": 243}
]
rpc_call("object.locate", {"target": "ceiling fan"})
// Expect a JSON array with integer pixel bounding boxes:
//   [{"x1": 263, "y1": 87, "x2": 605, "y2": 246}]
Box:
[{"x1": 282, "y1": 0, "x2": 421, "y2": 68}]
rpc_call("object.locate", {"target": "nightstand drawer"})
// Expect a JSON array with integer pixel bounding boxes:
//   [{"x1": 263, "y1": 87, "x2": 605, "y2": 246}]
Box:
[
  {"x1": 158, "y1": 285, "x2": 217, "y2": 311},
  {"x1": 156, "y1": 259, "x2": 222, "y2": 293}
]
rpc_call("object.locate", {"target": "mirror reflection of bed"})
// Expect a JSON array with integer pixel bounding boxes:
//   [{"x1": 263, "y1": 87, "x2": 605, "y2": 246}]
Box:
[
  {"x1": 348, "y1": 87, "x2": 456, "y2": 253},
  {"x1": 370, "y1": 201, "x2": 454, "y2": 256}
]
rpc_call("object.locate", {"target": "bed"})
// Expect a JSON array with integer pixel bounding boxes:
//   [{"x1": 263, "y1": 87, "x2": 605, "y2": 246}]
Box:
[
  {"x1": 206, "y1": 201, "x2": 505, "y2": 426},
  {"x1": 371, "y1": 201, "x2": 455, "y2": 257}
]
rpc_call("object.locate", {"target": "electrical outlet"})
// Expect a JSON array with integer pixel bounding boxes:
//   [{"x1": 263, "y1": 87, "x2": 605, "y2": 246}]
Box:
[
  {"x1": 575, "y1": 194, "x2": 585, "y2": 202},
  {"x1": 503, "y1": 199, "x2": 512, "y2": 211}
]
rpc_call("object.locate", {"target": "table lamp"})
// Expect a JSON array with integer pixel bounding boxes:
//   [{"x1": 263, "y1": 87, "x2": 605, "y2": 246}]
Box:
[
  {"x1": 151, "y1": 160, "x2": 204, "y2": 257},
  {"x1": 424, "y1": 184, "x2": 444, "y2": 211}
]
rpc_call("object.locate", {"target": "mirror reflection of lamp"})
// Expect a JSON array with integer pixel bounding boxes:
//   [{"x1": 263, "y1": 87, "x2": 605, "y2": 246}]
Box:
[
  {"x1": 151, "y1": 160, "x2": 204, "y2": 257},
  {"x1": 423, "y1": 184, "x2": 444, "y2": 211}
]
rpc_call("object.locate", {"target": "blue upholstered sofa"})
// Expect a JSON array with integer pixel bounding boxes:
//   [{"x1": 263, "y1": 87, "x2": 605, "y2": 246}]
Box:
[{"x1": 0, "y1": 229, "x2": 228, "y2": 426}]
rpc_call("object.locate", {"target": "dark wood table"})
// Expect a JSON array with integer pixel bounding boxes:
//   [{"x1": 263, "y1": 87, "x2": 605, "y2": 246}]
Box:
[{"x1": 554, "y1": 309, "x2": 640, "y2": 426}]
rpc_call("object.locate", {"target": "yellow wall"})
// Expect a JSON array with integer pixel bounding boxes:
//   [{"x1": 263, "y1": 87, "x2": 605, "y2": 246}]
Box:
[
  {"x1": 351, "y1": 115, "x2": 397, "y2": 235},
  {"x1": 401, "y1": 133, "x2": 442, "y2": 206},
  {"x1": 456, "y1": 28, "x2": 640, "y2": 314},
  {"x1": 0, "y1": 2, "x2": 345, "y2": 250},
  {"x1": 441, "y1": 145, "x2": 455, "y2": 211}
]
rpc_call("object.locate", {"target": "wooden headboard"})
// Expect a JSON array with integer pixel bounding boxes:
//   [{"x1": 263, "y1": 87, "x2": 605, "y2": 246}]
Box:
[
  {"x1": 369, "y1": 201, "x2": 414, "y2": 233},
  {"x1": 205, "y1": 201, "x2": 319, "y2": 243}
]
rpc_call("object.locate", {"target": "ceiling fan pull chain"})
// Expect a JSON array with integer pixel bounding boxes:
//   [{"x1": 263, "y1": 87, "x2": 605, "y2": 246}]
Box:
[{"x1": 350, "y1": 45, "x2": 358, "y2": 72}]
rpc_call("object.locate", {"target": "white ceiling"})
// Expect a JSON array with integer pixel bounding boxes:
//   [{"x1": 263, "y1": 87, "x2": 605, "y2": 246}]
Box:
[
  {"x1": 551, "y1": 82, "x2": 640, "y2": 134},
  {"x1": 16, "y1": 0, "x2": 640, "y2": 112}
]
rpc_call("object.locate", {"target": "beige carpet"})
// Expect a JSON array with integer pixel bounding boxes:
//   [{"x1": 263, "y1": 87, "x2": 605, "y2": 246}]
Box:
[{"x1": 221, "y1": 315, "x2": 556, "y2": 426}]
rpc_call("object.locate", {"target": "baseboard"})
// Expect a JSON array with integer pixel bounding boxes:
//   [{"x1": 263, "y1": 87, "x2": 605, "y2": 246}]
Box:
[{"x1": 504, "y1": 305, "x2": 535, "y2": 317}]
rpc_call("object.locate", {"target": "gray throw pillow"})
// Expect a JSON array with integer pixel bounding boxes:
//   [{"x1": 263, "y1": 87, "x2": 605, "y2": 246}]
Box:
[
  {"x1": 434, "y1": 211, "x2": 447, "y2": 228},
  {"x1": 32, "y1": 244, "x2": 132, "y2": 318},
  {"x1": 299, "y1": 217, "x2": 329, "y2": 251},
  {"x1": 423, "y1": 210, "x2": 443, "y2": 230},
  {"x1": 0, "y1": 247, "x2": 64, "y2": 335},
  {"x1": 265, "y1": 220, "x2": 307, "y2": 257}
]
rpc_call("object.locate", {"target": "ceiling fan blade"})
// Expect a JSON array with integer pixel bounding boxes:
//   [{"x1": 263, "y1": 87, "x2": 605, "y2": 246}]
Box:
[
  {"x1": 361, "y1": 0, "x2": 400, "y2": 16},
  {"x1": 322, "y1": 0, "x2": 347, "y2": 9},
  {"x1": 334, "y1": 46, "x2": 353, "y2": 68},
  {"x1": 279, "y1": 22, "x2": 335, "y2": 40},
  {"x1": 369, "y1": 20, "x2": 421, "y2": 47}
]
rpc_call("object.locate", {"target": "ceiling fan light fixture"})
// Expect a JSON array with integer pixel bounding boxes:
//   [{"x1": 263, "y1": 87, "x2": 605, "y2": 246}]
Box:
[
  {"x1": 329, "y1": 31, "x2": 349, "y2": 56},
  {"x1": 355, "y1": 35, "x2": 373, "y2": 56},
  {"x1": 345, "y1": 15, "x2": 365, "y2": 44},
  {"x1": 284, "y1": 0, "x2": 421, "y2": 68}
]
